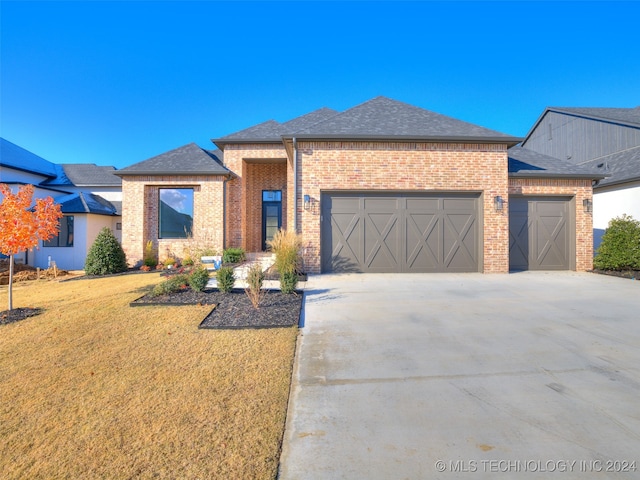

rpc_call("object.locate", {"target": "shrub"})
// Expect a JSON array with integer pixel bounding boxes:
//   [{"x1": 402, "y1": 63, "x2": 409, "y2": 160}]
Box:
[
  {"x1": 143, "y1": 240, "x2": 156, "y2": 268},
  {"x1": 151, "y1": 274, "x2": 189, "y2": 297},
  {"x1": 223, "y1": 247, "x2": 245, "y2": 264},
  {"x1": 267, "y1": 229, "x2": 302, "y2": 293},
  {"x1": 280, "y1": 271, "x2": 298, "y2": 294},
  {"x1": 84, "y1": 227, "x2": 128, "y2": 275},
  {"x1": 188, "y1": 266, "x2": 210, "y2": 292},
  {"x1": 216, "y1": 266, "x2": 235, "y2": 293},
  {"x1": 594, "y1": 214, "x2": 640, "y2": 271},
  {"x1": 245, "y1": 263, "x2": 267, "y2": 308}
]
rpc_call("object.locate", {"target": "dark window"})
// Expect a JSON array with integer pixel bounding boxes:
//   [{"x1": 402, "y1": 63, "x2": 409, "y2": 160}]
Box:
[
  {"x1": 262, "y1": 190, "x2": 282, "y2": 202},
  {"x1": 159, "y1": 188, "x2": 193, "y2": 238},
  {"x1": 43, "y1": 215, "x2": 74, "y2": 247}
]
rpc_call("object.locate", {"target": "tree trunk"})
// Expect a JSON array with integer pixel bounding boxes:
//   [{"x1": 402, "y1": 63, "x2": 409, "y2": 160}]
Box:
[{"x1": 8, "y1": 254, "x2": 14, "y2": 311}]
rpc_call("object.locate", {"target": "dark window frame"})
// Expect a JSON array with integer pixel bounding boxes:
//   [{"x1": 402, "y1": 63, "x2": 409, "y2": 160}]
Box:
[
  {"x1": 43, "y1": 215, "x2": 74, "y2": 247},
  {"x1": 158, "y1": 188, "x2": 194, "y2": 239}
]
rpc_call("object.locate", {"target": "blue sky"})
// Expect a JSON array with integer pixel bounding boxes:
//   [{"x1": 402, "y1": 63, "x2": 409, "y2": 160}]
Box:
[{"x1": 1, "y1": 1, "x2": 639, "y2": 170}]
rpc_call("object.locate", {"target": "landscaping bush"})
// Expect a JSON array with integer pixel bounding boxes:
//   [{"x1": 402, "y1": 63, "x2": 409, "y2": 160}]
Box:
[
  {"x1": 279, "y1": 271, "x2": 298, "y2": 294},
  {"x1": 143, "y1": 240, "x2": 156, "y2": 268},
  {"x1": 84, "y1": 227, "x2": 128, "y2": 275},
  {"x1": 222, "y1": 247, "x2": 245, "y2": 264},
  {"x1": 188, "y1": 266, "x2": 210, "y2": 292},
  {"x1": 267, "y1": 229, "x2": 302, "y2": 294},
  {"x1": 216, "y1": 266, "x2": 235, "y2": 293},
  {"x1": 594, "y1": 214, "x2": 640, "y2": 271},
  {"x1": 151, "y1": 274, "x2": 189, "y2": 297},
  {"x1": 245, "y1": 263, "x2": 266, "y2": 308}
]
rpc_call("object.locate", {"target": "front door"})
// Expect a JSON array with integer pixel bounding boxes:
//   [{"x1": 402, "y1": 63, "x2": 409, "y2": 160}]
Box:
[{"x1": 262, "y1": 190, "x2": 282, "y2": 250}]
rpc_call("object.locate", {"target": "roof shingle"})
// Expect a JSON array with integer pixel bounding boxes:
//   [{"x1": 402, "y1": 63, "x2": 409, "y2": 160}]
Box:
[
  {"x1": 508, "y1": 146, "x2": 608, "y2": 180},
  {"x1": 117, "y1": 143, "x2": 229, "y2": 176}
]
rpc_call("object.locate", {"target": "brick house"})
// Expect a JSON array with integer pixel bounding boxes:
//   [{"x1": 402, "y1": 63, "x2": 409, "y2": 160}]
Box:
[{"x1": 118, "y1": 97, "x2": 604, "y2": 273}]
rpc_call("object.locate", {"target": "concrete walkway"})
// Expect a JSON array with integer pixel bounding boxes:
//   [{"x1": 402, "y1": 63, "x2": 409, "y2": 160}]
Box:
[{"x1": 279, "y1": 272, "x2": 640, "y2": 479}]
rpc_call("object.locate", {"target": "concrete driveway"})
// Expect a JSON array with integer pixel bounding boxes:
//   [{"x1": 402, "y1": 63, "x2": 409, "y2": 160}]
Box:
[{"x1": 278, "y1": 272, "x2": 640, "y2": 479}]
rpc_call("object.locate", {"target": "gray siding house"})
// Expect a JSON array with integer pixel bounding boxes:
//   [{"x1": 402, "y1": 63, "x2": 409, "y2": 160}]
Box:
[{"x1": 521, "y1": 107, "x2": 640, "y2": 249}]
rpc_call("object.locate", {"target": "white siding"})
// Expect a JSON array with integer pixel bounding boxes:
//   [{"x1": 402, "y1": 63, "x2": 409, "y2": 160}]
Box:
[
  {"x1": 593, "y1": 181, "x2": 640, "y2": 251},
  {"x1": 31, "y1": 214, "x2": 119, "y2": 270}
]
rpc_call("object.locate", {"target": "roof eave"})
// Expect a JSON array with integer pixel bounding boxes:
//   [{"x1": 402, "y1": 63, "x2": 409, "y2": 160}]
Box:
[
  {"x1": 116, "y1": 170, "x2": 231, "y2": 177},
  {"x1": 509, "y1": 172, "x2": 609, "y2": 180},
  {"x1": 594, "y1": 176, "x2": 640, "y2": 189},
  {"x1": 211, "y1": 138, "x2": 283, "y2": 150},
  {"x1": 548, "y1": 107, "x2": 640, "y2": 130},
  {"x1": 282, "y1": 134, "x2": 523, "y2": 146}
]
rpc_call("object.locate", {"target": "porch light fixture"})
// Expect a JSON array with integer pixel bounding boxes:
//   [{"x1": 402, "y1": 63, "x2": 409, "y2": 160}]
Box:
[
  {"x1": 494, "y1": 195, "x2": 504, "y2": 212},
  {"x1": 304, "y1": 194, "x2": 311, "y2": 210},
  {"x1": 583, "y1": 198, "x2": 593, "y2": 213}
]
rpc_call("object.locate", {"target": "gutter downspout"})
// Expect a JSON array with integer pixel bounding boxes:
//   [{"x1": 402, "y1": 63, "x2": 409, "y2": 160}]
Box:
[{"x1": 293, "y1": 137, "x2": 298, "y2": 233}]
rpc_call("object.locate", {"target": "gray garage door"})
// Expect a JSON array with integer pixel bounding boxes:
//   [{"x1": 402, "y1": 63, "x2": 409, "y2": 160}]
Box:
[
  {"x1": 321, "y1": 192, "x2": 479, "y2": 273},
  {"x1": 509, "y1": 197, "x2": 572, "y2": 271}
]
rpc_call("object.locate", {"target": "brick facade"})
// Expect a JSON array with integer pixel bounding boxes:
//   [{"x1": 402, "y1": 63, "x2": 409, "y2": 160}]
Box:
[
  {"x1": 222, "y1": 144, "x2": 288, "y2": 250},
  {"x1": 244, "y1": 162, "x2": 288, "y2": 252},
  {"x1": 121, "y1": 175, "x2": 225, "y2": 266},
  {"x1": 508, "y1": 177, "x2": 594, "y2": 272},
  {"x1": 295, "y1": 142, "x2": 510, "y2": 274},
  {"x1": 120, "y1": 147, "x2": 595, "y2": 274}
]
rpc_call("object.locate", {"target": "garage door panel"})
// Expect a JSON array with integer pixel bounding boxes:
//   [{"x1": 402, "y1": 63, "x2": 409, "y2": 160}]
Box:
[
  {"x1": 509, "y1": 197, "x2": 571, "y2": 271},
  {"x1": 405, "y1": 213, "x2": 440, "y2": 271},
  {"x1": 322, "y1": 193, "x2": 479, "y2": 273},
  {"x1": 508, "y1": 211, "x2": 529, "y2": 270},
  {"x1": 443, "y1": 214, "x2": 477, "y2": 272},
  {"x1": 364, "y1": 212, "x2": 399, "y2": 272}
]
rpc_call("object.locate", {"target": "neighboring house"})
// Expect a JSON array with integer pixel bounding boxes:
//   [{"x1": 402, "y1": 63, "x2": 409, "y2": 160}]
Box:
[
  {"x1": 521, "y1": 107, "x2": 640, "y2": 250},
  {"x1": 0, "y1": 138, "x2": 122, "y2": 270},
  {"x1": 119, "y1": 96, "x2": 605, "y2": 273}
]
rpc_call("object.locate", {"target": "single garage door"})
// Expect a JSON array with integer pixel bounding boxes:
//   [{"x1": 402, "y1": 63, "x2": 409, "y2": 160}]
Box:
[
  {"x1": 321, "y1": 192, "x2": 480, "y2": 273},
  {"x1": 509, "y1": 197, "x2": 573, "y2": 271}
]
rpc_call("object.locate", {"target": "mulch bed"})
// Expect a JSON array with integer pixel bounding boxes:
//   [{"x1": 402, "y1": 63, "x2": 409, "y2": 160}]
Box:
[
  {"x1": 131, "y1": 288, "x2": 304, "y2": 329},
  {"x1": 592, "y1": 269, "x2": 639, "y2": 280},
  {"x1": 0, "y1": 307, "x2": 44, "y2": 325}
]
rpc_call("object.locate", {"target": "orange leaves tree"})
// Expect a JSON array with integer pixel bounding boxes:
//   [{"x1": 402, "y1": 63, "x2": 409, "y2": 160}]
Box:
[{"x1": 0, "y1": 184, "x2": 62, "y2": 311}]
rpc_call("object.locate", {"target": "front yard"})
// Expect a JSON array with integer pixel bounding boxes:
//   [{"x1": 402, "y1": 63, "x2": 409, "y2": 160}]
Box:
[{"x1": 0, "y1": 273, "x2": 298, "y2": 479}]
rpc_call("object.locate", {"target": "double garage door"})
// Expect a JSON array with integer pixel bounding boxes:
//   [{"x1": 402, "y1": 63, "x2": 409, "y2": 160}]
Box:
[{"x1": 321, "y1": 192, "x2": 480, "y2": 273}]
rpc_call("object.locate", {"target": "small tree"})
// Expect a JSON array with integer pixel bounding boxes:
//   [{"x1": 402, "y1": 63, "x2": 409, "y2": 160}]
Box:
[
  {"x1": 594, "y1": 214, "x2": 640, "y2": 271},
  {"x1": 84, "y1": 227, "x2": 128, "y2": 275},
  {"x1": 0, "y1": 184, "x2": 62, "y2": 310}
]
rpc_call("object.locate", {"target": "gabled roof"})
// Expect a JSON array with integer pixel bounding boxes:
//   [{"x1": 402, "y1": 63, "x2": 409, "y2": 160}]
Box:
[
  {"x1": 117, "y1": 143, "x2": 230, "y2": 176},
  {"x1": 56, "y1": 192, "x2": 119, "y2": 215},
  {"x1": 289, "y1": 97, "x2": 521, "y2": 144},
  {"x1": 213, "y1": 97, "x2": 521, "y2": 148},
  {"x1": 579, "y1": 145, "x2": 640, "y2": 188},
  {"x1": 523, "y1": 106, "x2": 640, "y2": 143},
  {"x1": 546, "y1": 107, "x2": 640, "y2": 128},
  {"x1": 280, "y1": 107, "x2": 340, "y2": 133},
  {"x1": 62, "y1": 164, "x2": 122, "y2": 186},
  {"x1": 0, "y1": 137, "x2": 57, "y2": 178},
  {"x1": 42, "y1": 164, "x2": 122, "y2": 187},
  {"x1": 216, "y1": 120, "x2": 283, "y2": 143},
  {"x1": 508, "y1": 146, "x2": 608, "y2": 180},
  {"x1": 214, "y1": 108, "x2": 340, "y2": 146}
]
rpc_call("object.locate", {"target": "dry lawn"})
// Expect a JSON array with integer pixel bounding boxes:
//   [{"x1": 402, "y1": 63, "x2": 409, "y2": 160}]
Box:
[{"x1": 0, "y1": 273, "x2": 299, "y2": 479}]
